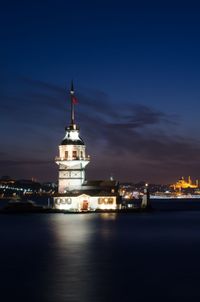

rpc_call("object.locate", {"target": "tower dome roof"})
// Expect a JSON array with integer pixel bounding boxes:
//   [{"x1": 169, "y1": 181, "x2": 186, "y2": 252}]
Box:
[
  {"x1": 61, "y1": 125, "x2": 85, "y2": 145},
  {"x1": 61, "y1": 137, "x2": 85, "y2": 145}
]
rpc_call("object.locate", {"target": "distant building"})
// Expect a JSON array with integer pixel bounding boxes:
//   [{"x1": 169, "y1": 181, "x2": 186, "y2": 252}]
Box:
[
  {"x1": 0, "y1": 176, "x2": 15, "y2": 184},
  {"x1": 171, "y1": 176, "x2": 198, "y2": 190},
  {"x1": 53, "y1": 83, "x2": 119, "y2": 211}
]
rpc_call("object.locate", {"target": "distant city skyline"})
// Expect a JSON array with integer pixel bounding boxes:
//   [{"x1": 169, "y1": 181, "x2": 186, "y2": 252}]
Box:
[{"x1": 1, "y1": 1, "x2": 200, "y2": 183}]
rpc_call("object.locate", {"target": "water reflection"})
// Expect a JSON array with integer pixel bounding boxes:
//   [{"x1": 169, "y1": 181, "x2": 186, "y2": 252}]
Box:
[
  {"x1": 99, "y1": 213, "x2": 117, "y2": 220},
  {"x1": 42, "y1": 214, "x2": 122, "y2": 301},
  {"x1": 43, "y1": 212, "x2": 200, "y2": 302},
  {"x1": 43, "y1": 214, "x2": 103, "y2": 302},
  {"x1": 52, "y1": 214, "x2": 96, "y2": 244},
  {"x1": 2, "y1": 212, "x2": 200, "y2": 302}
]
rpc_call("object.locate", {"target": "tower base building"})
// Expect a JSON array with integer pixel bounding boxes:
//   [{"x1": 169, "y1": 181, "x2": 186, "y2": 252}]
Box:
[
  {"x1": 53, "y1": 83, "x2": 119, "y2": 212},
  {"x1": 54, "y1": 180, "x2": 119, "y2": 211}
]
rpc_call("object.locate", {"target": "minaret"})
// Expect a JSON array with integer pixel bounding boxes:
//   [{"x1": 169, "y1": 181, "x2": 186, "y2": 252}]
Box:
[
  {"x1": 141, "y1": 183, "x2": 151, "y2": 210},
  {"x1": 55, "y1": 82, "x2": 90, "y2": 193}
]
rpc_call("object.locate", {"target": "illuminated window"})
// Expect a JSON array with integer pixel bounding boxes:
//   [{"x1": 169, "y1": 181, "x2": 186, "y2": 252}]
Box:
[
  {"x1": 108, "y1": 198, "x2": 113, "y2": 204},
  {"x1": 65, "y1": 151, "x2": 68, "y2": 159},
  {"x1": 98, "y1": 198, "x2": 113, "y2": 204},
  {"x1": 98, "y1": 198, "x2": 103, "y2": 204},
  {"x1": 72, "y1": 151, "x2": 77, "y2": 158},
  {"x1": 66, "y1": 198, "x2": 72, "y2": 204}
]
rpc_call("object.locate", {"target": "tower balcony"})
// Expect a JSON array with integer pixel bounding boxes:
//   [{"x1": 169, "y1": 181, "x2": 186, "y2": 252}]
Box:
[
  {"x1": 55, "y1": 156, "x2": 90, "y2": 169},
  {"x1": 55, "y1": 155, "x2": 90, "y2": 162}
]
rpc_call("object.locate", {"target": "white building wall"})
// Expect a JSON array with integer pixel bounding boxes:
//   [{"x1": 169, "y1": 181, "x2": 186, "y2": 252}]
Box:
[
  {"x1": 53, "y1": 194, "x2": 117, "y2": 211},
  {"x1": 58, "y1": 178, "x2": 84, "y2": 193},
  {"x1": 59, "y1": 145, "x2": 86, "y2": 160},
  {"x1": 56, "y1": 143, "x2": 89, "y2": 193}
]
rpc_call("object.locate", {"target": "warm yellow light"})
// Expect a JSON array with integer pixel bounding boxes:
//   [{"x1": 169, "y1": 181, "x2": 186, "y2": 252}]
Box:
[{"x1": 171, "y1": 176, "x2": 198, "y2": 189}]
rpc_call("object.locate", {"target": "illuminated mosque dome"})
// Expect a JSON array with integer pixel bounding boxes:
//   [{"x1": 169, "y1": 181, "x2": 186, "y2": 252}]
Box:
[{"x1": 172, "y1": 176, "x2": 198, "y2": 190}]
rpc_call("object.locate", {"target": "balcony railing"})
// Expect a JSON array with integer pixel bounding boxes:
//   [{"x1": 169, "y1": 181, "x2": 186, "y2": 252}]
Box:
[{"x1": 55, "y1": 156, "x2": 90, "y2": 161}]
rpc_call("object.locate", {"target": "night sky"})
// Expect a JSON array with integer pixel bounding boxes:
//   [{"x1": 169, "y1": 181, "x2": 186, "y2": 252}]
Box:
[{"x1": 1, "y1": 1, "x2": 200, "y2": 184}]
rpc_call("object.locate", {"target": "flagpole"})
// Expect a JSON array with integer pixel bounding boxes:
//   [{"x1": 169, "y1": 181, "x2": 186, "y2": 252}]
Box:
[{"x1": 70, "y1": 81, "x2": 75, "y2": 125}]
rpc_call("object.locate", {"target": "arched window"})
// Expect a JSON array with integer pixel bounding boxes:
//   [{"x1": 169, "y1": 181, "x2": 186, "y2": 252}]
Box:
[
  {"x1": 108, "y1": 198, "x2": 113, "y2": 204},
  {"x1": 98, "y1": 198, "x2": 103, "y2": 204},
  {"x1": 66, "y1": 198, "x2": 72, "y2": 204},
  {"x1": 56, "y1": 199, "x2": 60, "y2": 205},
  {"x1": 72, "y1": 151, "x2": 77, "y2": 159}
]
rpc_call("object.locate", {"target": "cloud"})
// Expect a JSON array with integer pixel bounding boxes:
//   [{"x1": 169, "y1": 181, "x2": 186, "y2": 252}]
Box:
[
  {"x1": 1, "y1": 75, "x2": 200, "y2": 183},
  {"x1": 106, "y1": 109, "x2": 174, "y2": 130},
  {"x1": 22, "y1": 77, "x2": 64, "y2": 94}
]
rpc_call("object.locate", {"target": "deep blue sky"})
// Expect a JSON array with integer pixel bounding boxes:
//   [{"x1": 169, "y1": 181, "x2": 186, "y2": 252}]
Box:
[{"x1": 1, "y1": 0, "x2": 200, "y2": 183}]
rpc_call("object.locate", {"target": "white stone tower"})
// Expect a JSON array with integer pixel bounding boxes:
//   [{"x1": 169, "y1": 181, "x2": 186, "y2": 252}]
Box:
[{"x1": 55, "y1": 82, "x2": 90, "y2": 193}]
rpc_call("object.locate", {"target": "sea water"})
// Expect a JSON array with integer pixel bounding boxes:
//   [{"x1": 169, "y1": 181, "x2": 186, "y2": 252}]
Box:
[{"x1": 1, "y1": 209, "x2": 200, "y2": 302}]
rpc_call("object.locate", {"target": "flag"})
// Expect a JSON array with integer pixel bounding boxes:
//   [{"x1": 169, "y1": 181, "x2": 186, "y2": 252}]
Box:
[{"x1": 72, "y1": 96, "x2": 78, "y2": 104}]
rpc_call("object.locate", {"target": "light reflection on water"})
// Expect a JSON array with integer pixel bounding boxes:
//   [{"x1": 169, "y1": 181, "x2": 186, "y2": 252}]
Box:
[
  {"x1": 99, "y1": 213, "x2": 117, "y2": 220},
  {"x1": 44, "y1": 214, "x2": 118, "y2": 302},
  {"x1": 1, "y1": 212, "x2": 200, "y2": 301}
]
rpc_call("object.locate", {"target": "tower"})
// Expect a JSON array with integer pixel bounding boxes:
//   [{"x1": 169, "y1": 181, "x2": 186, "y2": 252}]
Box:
[{"x1": 55, "y1": 82, "x2": 90, "y2": 193}]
